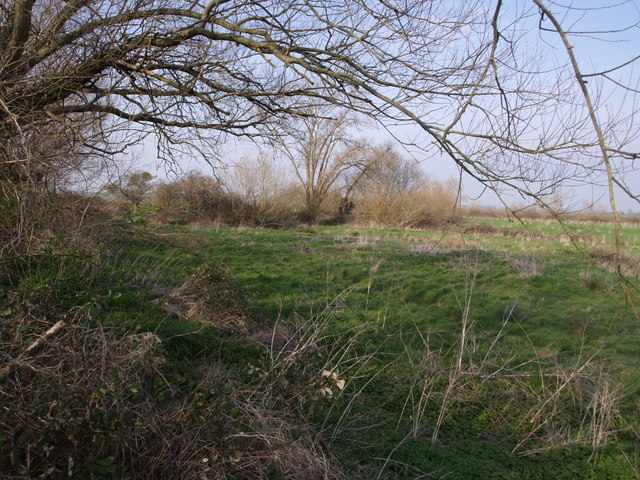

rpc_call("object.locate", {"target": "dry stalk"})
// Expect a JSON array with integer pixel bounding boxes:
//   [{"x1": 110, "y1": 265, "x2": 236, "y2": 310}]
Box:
[
  {"x1": 430, "y1": 257, "x2": 480, "y2": 443},
  {"x1": 396, "y1": 253, "x2": 621, "y2": 463},
  {"x1": 0, "y1": 320, "x2": 65, "y2": 382}
]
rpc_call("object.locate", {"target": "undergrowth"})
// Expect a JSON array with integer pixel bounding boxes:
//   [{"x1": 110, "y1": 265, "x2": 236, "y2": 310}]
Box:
[
  {"x1": 0, "y1": 227, "x2": 348, "y2": 479},
  {"x1": 1, "y1": 223, "x2": 639, "y2": 479}
]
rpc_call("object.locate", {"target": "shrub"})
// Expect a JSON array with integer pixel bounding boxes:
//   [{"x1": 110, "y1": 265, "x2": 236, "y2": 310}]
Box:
[
  {"x1": 153, "y1": 172, "x2": 249, "y2": 225},
  {"x1": 354, "y1": 179, "x2": 460, "y2": 228},
  {"x1": 349, "y1": 144, "x2": 460, "y2": 228}
]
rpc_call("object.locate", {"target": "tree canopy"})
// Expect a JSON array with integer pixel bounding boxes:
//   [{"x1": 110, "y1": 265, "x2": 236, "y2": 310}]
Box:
[{"x1": 0, "y1": 0, "x2": 638, "y2": 210}]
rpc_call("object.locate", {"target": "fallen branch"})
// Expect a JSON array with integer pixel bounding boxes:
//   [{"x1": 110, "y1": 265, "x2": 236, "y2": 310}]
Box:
[{"x1": 0, "y1": 320, "x2": 65, "y2": 382}]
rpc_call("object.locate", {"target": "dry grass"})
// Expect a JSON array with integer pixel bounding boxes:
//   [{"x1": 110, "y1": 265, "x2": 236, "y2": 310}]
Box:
[
  {"x1": 406, "y1": 234, "x2": 481, "y2": 257},
  {"x1": 508, "y1": 254, "x2": 546, "y2": 279},
  {"x1": 579, "y1": 269, "x2": 616, "y2": 293},
  {"x1": 510, "y1": 361, "x2": 623, "y2": 458},
  {"x1": 162, "y1": 262, "x2": 251, "y2": 332},
  {"x1": 393, "y1": 258, "x2": 622, "y2": 466},
  {"x1": 408, "y1": 241, "x2": 452, "y2": 256},
  {"x1": 462, "y1": 206, "x2": 640, "y2": 225},
  {"x1": 588, "y1": 248, "x2": 640, "y2": 277},
  {"x1": 354, "y1": 180, "x2": 460, "y2": 229},
  {"x1": 0, "y1": 312, "x2": 188, "y2": 479},
  {"x1": 196, "y1": 359, "x2": 346, "y2": 480},
  {"x1": 0, "y1": 290, "x2": 348, "y2": 479},
  {"x1": 402, "y1": 331, "x2": 623, "y2": 461},
  {"x1": 461, "y1": 223, "x2": 546, "y2": 240}
]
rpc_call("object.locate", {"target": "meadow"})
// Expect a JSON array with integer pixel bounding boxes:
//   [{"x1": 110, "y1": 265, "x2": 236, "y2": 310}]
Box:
[
  {"x1": 3, "y1": 217, "x2": 639, "y2": 478},
  {"x1": 471, "y1": 216, "x2": 640, "y2": 255},
  {"x1": 129, "y1": 218, "x2": 640, "y2": 477}
]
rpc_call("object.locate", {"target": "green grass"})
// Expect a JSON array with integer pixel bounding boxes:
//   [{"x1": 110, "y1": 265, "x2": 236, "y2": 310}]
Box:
[
  {"x1": 7, "y1": 221, "x2": 638, "y2": 478},
  {"x1": 147, "y1": 223, "x2": 638, "y2": 479},
  {"x1": 471, "y1": 216, "x2": 640, "y2": 255}
]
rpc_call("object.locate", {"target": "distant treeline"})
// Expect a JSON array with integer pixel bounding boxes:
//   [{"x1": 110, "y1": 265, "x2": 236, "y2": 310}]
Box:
[{"x1": 103, "y1": 168, "x2": 461, "y2": 229}]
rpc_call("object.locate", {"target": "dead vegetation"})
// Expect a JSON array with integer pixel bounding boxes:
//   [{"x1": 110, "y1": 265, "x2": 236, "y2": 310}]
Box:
[
  {"x1": 508, "y1": 254, "x2": 546, "y2": 279},
  {"x1": 0, "y1": 311, "x2": 177, "y2": 478},
  {"x1": 461, "y1": 206, "x2": 640, "y2": 225},
  {"x1": 162, "y1": 262, "x2": 252, "y2": 333},
  {"x1": 460, "y1": 222, "x2": 601, "y2": 246},
  {"x1": 588, "y1": 248, "x2": 640, "y2": 278},
  {"x1": 0, "y1": 273, "x2": 347, "y2": 479},
  {"x1": 396, "y1": 282, "x2": 624, "y2": 468}
]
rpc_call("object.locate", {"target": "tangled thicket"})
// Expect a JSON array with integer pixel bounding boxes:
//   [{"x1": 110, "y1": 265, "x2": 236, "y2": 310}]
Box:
[{"x1": 0, "y1": 291, "x2": 345, "y2": 479}]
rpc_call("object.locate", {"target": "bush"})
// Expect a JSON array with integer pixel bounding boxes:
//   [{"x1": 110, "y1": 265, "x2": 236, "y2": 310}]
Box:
[
  {"x1": 348, "y1": 144, "x2": 460, "y2": 228},
  {"x1": 153, "y1": 172, "x2": 250, "y2": 225},
  {"x1": 354, "y1": 179, "x2": 460, "y2": 228}
]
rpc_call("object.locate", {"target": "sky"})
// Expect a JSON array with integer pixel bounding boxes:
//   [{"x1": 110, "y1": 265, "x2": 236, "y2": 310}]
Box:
[{"x1": 134, "y1": 0, "x2": 640, "y2": 215}]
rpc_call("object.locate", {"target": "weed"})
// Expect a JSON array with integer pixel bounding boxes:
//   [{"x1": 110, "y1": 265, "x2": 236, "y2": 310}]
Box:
[
  {"x1": 509, "y1": 254, "x2": 546, "y2": 279},
  {"x1": 579, "y1": 270, "x2": 615, "y2": 293},
  {"x1": 163, "y1": 262, "x2": 251, "y2": 333}
]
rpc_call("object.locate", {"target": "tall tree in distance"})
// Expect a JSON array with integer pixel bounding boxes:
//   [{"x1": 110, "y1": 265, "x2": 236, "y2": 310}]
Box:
[
  {"x1": 0, "y1": 0, "x2": 638, "y2": 251},
  {"x1": 272, "y1": 109, "x2": 368, "y2": 223}
]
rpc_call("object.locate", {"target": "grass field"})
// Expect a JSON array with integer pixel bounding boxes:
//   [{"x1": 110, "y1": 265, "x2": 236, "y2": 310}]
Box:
[
  {"x1": 471, "y1": 216, "x2": 640, "y2": 255},
  {"x1": 3, "y1": 217, "x2": 639, "y2": 478},
  {"x1": 121, "y1": 219, "x2": 639, "y2": 477}
]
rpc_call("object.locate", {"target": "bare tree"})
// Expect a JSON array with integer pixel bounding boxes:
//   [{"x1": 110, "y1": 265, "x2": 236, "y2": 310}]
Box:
[
  {"x1": 153, "y1": 171, "x2": 235, "y2": 223},
  {"x1": 0, "y1": 0, "x2": 638, "y2": 250},
  {"x1": 272, "y1": 109, "x2": 369, "y2": 223},
  {"x1": 531, "y1": 1, "x2": 639, "y2": 237},
  {"x1": 227, "y1": 154, "x2": 293, "y2": 225},
  {"x1": 357, "y1": 143, "x2": 425, "y2": 201}
]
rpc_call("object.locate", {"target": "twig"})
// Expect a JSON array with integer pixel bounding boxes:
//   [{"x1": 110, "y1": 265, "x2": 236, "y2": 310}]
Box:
[{"x1": 0, "y1": 320, "x2": 65, "y2": 382}]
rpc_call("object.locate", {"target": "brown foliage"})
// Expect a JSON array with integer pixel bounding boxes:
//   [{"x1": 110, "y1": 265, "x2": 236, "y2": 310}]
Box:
[
  {"x1": 355, "y1": 180, "x2": 460, "y2": 228},
  {"x1": 227, "y1": 156, "x2": 312, "y2": 226},
  {"x1": 162, "y1": 262, "x2": 251, "y2": 333},
  {"x1": 153, "y1": 172, "x2": 248, "y2": 225},
  {"x1": 351, "y1": 144, "x2": 460, "y2": 228}
]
